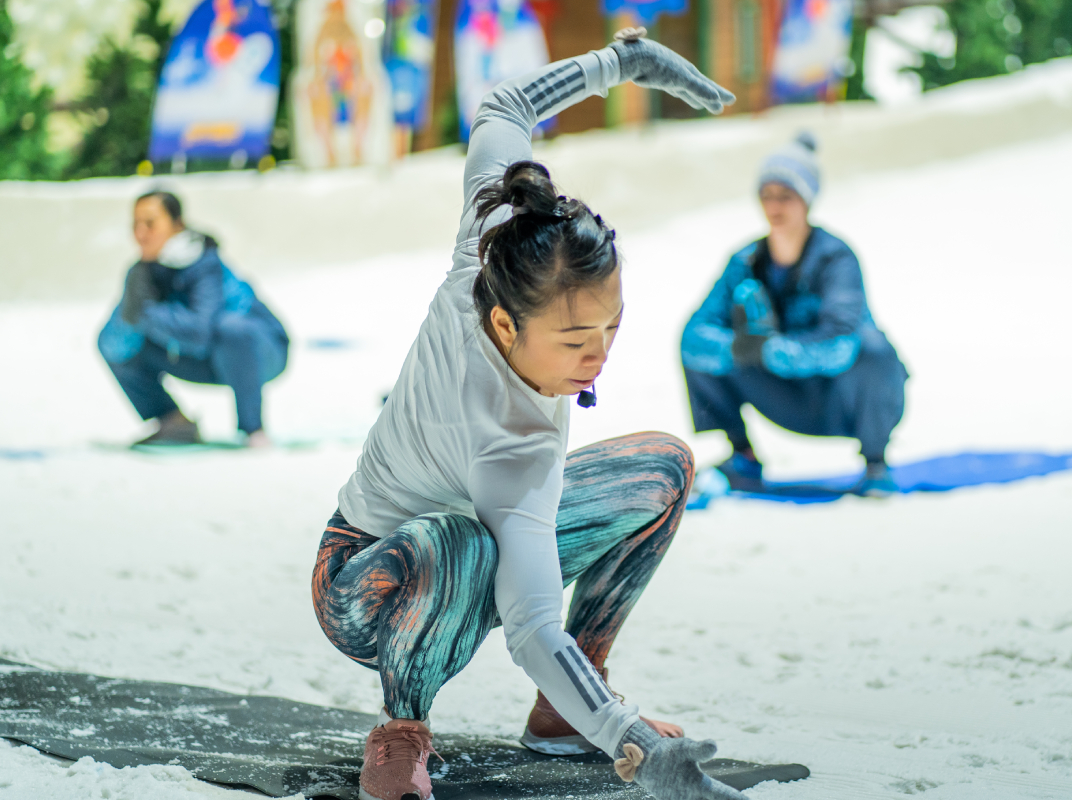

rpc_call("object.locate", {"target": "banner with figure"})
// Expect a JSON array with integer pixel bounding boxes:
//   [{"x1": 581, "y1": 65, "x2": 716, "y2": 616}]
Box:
[
  {"x1": 454, "y1": 0, "x2": 549, "y2": 142},
  {"x1": 291, "y1": 0, "x2": 393, "y2": 168},
  {"x1": 770, "y1": 0, "x2": 854, "y2": 104},
  {"x1": 601, "y1": 0, "x2": 687, "y2": 24},
  {"x1": 383, "y1": 0, "x2": 438, "y2": 145},
  {"x1": 149, "y1": 0, "x2": 281, "y2": 165}
]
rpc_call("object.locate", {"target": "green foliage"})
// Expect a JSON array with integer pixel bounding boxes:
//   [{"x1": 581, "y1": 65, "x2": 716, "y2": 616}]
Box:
[
  {"x1": 844, "y1": 15, "x2": 873, "y2": 101},
  {"x1": 269, "y1": 0, "x2": 296, "y2": 162},
  {"x1": 64, "y1": 0, "x2": 173, "y2": 179},
  {"x1": 0, "y1": 0, "x2": 60, "y2": 180},
  {"x1": 908, "y1": 0, "x2": 1072, "y2": 90}
]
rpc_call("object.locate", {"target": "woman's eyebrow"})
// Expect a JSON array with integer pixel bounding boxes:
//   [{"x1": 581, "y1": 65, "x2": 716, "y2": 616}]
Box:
[{"x1": 557, "y1": 306, "x2": 624, "y2": 333}]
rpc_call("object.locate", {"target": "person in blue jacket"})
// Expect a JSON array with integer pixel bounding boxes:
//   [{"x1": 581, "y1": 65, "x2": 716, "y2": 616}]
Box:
[
  {"x1": 681, "y1": 133, "x2": 907, "y2": 496},
  {"x1": 98, "y1": 191, "x2": 289, "y2": 447}
]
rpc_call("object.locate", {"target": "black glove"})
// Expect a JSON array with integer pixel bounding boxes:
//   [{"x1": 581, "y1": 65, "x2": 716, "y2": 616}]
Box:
[
  {"x1": 609, "y1": 28, "x2": 736, "y2": 114},
  {"x1": 731, "y1": 305, "x2": 768, "y2": 368},
  {"x1": 121, "y1": 263, "x2": 158, "y2": 324}
]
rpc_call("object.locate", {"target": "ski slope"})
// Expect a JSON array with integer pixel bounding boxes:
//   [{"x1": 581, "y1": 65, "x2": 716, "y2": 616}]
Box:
[{"x1": 2, "y1": 71, "x2": 1071, "y2": 798}]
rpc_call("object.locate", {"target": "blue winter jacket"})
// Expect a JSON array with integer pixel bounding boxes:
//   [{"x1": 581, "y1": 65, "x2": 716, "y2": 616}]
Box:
[
  {"x1": 98, "y1": 237, "x2": 286, "y2": 365},
  {"x1": 681, "y1": 227, "x2": 895, "y2": 379}
]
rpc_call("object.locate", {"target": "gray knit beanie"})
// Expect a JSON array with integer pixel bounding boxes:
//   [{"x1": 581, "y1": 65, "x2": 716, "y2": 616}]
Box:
[{"x1": 758, "y1": 131, "x2": 820, "y2": 206}]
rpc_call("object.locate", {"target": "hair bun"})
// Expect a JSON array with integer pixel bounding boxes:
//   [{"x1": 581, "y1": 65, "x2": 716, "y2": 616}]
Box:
[{"x1": 502, "y1": 161, "x2": 559, "y2": 217}]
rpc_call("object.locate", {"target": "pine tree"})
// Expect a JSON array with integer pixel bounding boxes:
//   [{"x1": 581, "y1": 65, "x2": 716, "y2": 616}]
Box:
[
  {"x1": 0, "y1": 0, "x2": 59, "y2": 180},
  {"x1": 64, "y1": 0, "x2": 173, "y2": 179},
  {"x1": 909, "y1": 0, "x2": 1072, "y2": 90}
]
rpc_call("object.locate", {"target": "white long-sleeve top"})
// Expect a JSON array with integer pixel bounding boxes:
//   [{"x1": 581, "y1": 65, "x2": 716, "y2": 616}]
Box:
[{"x1": 337, "y1": 46, "x2": 639, "y2": 756}]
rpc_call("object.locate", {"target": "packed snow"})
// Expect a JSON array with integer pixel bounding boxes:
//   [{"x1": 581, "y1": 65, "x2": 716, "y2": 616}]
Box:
[{"x1": 2, "y1": 75, "x2": 1071, "y2": 799}]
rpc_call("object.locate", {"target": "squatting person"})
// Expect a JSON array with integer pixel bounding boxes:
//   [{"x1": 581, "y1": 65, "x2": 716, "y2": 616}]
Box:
[
  {"x1": 311, "y1": 29, "x2": 750, "y2": 800},
  {"x1": 97, "y1": 191, "x2": 289, "y2": 447},
  {"x1": 681, "y1": 133, "x2": 908, "y2": 496}
]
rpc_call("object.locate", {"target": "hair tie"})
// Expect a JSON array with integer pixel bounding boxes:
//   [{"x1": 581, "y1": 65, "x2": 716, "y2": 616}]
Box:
[{"x1": 512, "y1": 205, "x2": 530, "y2": 217}]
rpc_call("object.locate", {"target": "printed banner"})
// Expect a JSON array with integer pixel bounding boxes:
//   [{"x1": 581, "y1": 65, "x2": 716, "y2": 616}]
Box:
[
  {"x1": 454, "y1": 0, "x2": 549, "y2": 142},
  {"x1": 601, "y1": 0, "x2": 687, "y2": 24},
  {"x1": 383, "y1": 0, "x2": 438, "y2": 130},
  {"x1": 149, "y1": 0, "x2": 281, "y2": 163},
  {"x1": 770, "y1": 0, "x2": 854, "y2": 104},
  {"x1": 291, "y1": 0, "x2": 394, "y2": 168}
]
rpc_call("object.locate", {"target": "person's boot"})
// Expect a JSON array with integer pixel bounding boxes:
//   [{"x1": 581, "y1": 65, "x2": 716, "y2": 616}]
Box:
[
  {"x1": 359, "y1": 716, "x2": 441, "y2": 800},
  {"x1": 857, "y1": 460, "x2": 898, "y2": 498},
  {"x1": 715, "y1": 451, "x2": 764, "y2": 492},
  {"x1": 520, "y1": 666, "x2": 683, "y2": 756},
  {"x1": 134, "y1": 411, "x2": 201, "y2": 447}
]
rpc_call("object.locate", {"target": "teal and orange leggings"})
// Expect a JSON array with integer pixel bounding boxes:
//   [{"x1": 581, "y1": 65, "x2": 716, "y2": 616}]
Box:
[{"x1": 311, "y1": 432, "x2": 694, "y2": 720}]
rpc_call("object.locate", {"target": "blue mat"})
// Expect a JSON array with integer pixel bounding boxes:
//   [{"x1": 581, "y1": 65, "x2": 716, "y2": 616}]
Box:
[
  {"x1": 687, "y1": 451, "x2": 1072, "y2": 509},
  {"x1": 0, "y1": 449, "x2": 47, "y2": 461}
]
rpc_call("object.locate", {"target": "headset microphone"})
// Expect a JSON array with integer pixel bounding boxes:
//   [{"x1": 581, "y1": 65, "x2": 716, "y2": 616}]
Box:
[{"x1": 577, "y1": 385, "x2": 597, "y2": 408}]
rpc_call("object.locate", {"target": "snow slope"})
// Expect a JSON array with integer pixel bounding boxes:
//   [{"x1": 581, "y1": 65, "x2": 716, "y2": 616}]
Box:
[
  {"x1": 3, "y1": 57, "x2": 1072, "y2": 303},
  {"x1": 2, "y1": 104, "x2": 1072, "y2": 800}
]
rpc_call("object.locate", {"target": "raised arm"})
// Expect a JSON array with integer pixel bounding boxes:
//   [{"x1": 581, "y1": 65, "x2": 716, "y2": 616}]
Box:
[{"x1": 456, "y1": 29, "x2": 735, "y2": 249}]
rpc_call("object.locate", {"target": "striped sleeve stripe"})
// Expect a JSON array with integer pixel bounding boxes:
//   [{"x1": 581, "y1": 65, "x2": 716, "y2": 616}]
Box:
[
  {"x1": 524, "y1": 63, "x2": 585, "y2": 116},
  {"x1": 555, "y1": 650, "x2": 598, "y2": 711},
  {"x1": 567, "y1": 646, "x2": 613, "y2": 704}
]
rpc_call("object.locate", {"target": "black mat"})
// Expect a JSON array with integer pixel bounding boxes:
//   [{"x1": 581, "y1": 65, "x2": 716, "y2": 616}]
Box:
[{"x1": 0, "y1": 659, "x2": 808, "y2": 798}]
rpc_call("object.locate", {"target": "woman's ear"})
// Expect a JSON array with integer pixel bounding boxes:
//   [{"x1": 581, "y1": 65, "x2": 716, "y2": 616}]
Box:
[{"x1": 489, "y1": 305, "x2": 518, "y2": 350}]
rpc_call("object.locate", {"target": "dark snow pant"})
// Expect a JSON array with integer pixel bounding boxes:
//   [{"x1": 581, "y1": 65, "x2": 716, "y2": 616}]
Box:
[
  {"x1": 101, "y1": 312, "x2": 288, "y2": 434},
  {"x1": 311, "y1": 432, "x2": 694, "y2": 720},
  {"x1": 684, "y1": 347, "x2": 908, "y2": 462}
]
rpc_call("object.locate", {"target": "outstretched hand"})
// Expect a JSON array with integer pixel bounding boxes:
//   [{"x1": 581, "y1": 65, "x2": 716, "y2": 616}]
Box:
[
  {"x1": 609, "y1": 28, "x2": 736, "y2": 115},
  {"x1": 615, "y1": 724, "x2": 749, "y2": 800}
]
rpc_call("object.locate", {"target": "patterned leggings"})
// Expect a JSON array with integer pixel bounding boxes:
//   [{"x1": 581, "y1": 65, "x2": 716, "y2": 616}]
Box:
[{"x1": 312, "y1": 432, "x2": 694, "y2": 720}]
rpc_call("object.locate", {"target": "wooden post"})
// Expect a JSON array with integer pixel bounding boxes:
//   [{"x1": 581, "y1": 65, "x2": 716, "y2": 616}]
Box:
[{"x1": 414, "y1": 0, "x2": 459, "y2": 152}]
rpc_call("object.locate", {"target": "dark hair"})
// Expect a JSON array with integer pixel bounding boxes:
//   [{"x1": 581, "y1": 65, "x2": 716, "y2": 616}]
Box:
[
  {"x1": 136, "y1": 190, "x2": 183, "y2": 223},
  {"x1": 473, "y1": 161, "x2": 618, "y2": 334}
]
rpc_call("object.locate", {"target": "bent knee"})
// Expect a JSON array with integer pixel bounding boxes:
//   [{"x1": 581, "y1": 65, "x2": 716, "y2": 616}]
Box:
[
  {"x1": 396, "y1": 513, "x2": 498, "y2": 575},
  {"x1": 214, "y1": 313, "x2": 258, "y2": 346},
  {"x1": 617, "y1": 432, "x2": 696, "y2": 498}
]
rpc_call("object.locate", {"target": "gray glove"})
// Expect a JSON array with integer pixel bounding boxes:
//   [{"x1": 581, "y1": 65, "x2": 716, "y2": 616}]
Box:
[
  {"x1": 614, "y1": 721, "x2": 748, "y2": 800},
  {"x1": 609, "y1": 28, "x2": 736, "y2": 114}
]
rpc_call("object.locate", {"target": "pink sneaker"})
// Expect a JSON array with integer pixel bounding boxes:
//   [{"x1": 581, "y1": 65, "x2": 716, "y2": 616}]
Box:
[{"x1": 359, "y1": 718, "x2": 442, "y2": 800}]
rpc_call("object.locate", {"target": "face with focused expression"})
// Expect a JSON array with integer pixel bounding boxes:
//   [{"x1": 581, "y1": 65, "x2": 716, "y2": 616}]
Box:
[
  {"x1": 759, "y1": 182, "x2": 809, "y2": 233},
  {"x1": 487, "y1": 267, "x2": 623, "y2": 398},
  {"x1": 133, "y1": 196, "x2": 184, "y2": 262}
]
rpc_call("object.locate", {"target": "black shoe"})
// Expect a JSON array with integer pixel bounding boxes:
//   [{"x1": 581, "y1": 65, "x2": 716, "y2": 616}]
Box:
[
  {"x1": 856, "y1": 462, "x2": 898, "y2": 497},
  {"x1": 716, "y1": 452, "x2": 765, "y2": 492}
]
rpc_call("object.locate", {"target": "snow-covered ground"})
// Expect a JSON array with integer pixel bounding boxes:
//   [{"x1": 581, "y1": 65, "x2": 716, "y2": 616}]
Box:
[{"x1": 3, "y1": 93, "x2": 1072, "y2": 799}]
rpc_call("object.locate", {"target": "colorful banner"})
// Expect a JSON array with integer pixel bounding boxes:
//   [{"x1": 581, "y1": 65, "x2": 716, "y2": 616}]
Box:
[
  {"x1": 382, "y1": 0, "x2": 438, "y2": 130},
  {"x1": 770, "y1": 0, "x2": 854, "y2": 104},
  {"x1": 454, "y1": 0, "x2": 549, "y2": 142},
  {"x1": 149, "y1": 0, "x2": 281, "y2": 163},
  {"x1": 601, "y1": 0, "x2": 687, "y2": 24},
  {"x1": 291, "y1": 0, "x2": 393, "y2": 168}
]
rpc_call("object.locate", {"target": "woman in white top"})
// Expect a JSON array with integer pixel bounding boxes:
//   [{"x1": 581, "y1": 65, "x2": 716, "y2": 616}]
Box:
[{"x1": 312, "y1": 29, "x2": 746, "y2": 800}]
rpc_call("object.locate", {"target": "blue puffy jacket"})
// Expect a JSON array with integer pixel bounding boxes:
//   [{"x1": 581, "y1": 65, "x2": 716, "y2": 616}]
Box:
[
  {"x1": 98, "y1": 235, "x2": 287, "y2": 364},
  {"x1": 681, "y1": 227, "x2": 896, "y2": 379}
]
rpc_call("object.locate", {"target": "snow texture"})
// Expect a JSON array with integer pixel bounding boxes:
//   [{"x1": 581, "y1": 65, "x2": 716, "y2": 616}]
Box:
[{"x1": 2, "y1": 67, "x2": 1072, "y2": 799}]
